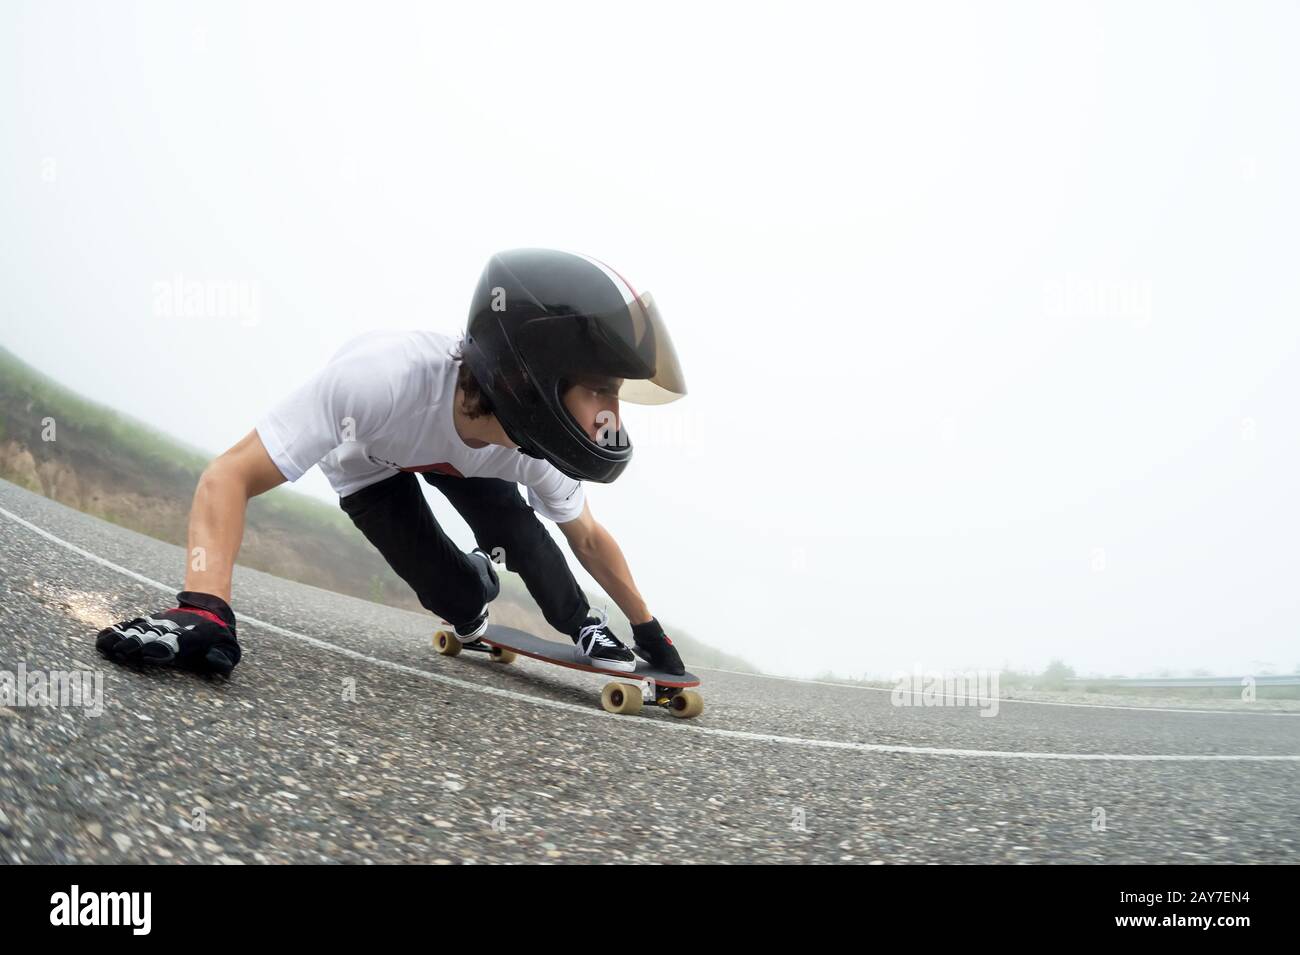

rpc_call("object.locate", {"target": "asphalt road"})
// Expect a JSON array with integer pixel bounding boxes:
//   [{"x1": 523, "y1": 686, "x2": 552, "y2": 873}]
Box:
[{"x1": 1, "y1": 478, "x2": 1297, "y2": 864}]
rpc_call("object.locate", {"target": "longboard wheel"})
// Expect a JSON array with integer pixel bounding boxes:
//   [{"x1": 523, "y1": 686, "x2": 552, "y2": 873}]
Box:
[
  {"x1": 434, "y1": 629, "x2": 463, "y2": 657},
  {"x1": 668, "y1": 690, "x2": 704, "y2": 719},
  {"x1": 489, "y1": 646, "x2": 516, "y2": 664},
  {"x1": 601, "y1": 682, "x2": 644, "y2": 716}
]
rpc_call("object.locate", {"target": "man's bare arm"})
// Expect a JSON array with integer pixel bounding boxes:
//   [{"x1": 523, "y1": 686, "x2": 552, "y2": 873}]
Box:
[
  {"x1": 184, "y1": 429, "x2": 287, "y2": 602},
  {"x1": 558, "y1": 501, "x2": 652, "y2": 625}
]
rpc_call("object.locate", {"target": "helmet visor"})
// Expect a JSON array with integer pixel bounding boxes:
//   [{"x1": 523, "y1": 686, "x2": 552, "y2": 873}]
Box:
[{"x1": 584, "y1": 291, "x2": 687, "y2": 405}]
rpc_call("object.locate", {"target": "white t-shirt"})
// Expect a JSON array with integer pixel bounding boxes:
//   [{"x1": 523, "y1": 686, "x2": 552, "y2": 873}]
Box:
[{"x1": 255, "y1": 329, "x2": 586, "y2": 523}]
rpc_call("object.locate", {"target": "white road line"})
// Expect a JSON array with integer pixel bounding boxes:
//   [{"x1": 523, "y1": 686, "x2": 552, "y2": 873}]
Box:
[
  {"x1": 4, "y1": 501, "x2": 1300, "y2": 764},
  {"x1": 698, "y1": 667, "x2": 1300, "y2": 717}
]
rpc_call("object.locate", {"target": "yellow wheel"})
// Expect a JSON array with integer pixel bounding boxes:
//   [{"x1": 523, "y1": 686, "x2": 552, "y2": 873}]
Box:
[
  {"x1": 434, "y1": 629, "x2": 463, "y2": 657},
  {"x1": 669, "y1": 690, "x2": 704, "y2": 719},
  {"x1": 489, "y1": 646, "x2": 516, "y2": 664},
  {"x1": 601, "y1": 682, "x2": 644, "y2": 715}
]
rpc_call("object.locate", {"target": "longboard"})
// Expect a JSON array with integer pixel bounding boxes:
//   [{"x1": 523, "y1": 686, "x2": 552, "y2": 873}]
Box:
[{"x1": 433, "y1": 622, "x2": 704, "y2": 718}]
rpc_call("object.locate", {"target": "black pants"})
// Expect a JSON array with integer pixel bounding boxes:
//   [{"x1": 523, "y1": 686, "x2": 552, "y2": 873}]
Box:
[{"x1": 339, "y1": 471, "x2": 590, "y2": 636}]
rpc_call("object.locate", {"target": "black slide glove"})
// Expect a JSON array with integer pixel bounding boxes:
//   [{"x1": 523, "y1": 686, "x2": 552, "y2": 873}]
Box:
[
  {"x1": 95, "y1": 591, "x2": 242, "y2": 676},
  {"x1": 631, "y1": 617, "x2": 686, "y2": 675}
]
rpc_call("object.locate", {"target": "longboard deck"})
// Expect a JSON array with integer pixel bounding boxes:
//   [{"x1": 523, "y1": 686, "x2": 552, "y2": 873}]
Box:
[{"x1": 480, "y1": 624, "x2": 701, "y2": 688}]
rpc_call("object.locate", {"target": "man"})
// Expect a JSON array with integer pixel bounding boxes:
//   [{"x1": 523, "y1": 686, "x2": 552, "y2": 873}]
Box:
[{"x1": 94, "y1": 249, "x2": 688, "y2": 678}]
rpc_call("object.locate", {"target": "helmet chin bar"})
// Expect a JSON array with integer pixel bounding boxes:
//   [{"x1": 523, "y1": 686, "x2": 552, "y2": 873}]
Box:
[{"x1": 552, "y1": 381, "x2": 634, "y2": 478}]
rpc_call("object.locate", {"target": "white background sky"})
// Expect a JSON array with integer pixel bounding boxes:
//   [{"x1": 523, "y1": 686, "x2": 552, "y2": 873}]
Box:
[{"x1": 3, "y1": 1, "x2": 1297, "y2": 679}]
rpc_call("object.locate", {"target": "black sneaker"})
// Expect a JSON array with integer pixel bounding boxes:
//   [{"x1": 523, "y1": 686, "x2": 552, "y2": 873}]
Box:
[
  {"x1": 452, "y1": 548, "x2": 500, "y2": 643},
  {"x1": 573, "y1": 608, "x2": 636, "y2": 672},
  {"x1": 452, "y1": 607, "x2": 489, "y2": 643},
  {"x1": 469, "y1": 547, "x2": 501, "y2": 602}
]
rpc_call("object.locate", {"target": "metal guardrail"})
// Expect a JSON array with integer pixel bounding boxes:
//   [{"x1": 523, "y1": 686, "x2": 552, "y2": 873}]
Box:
[{"x1": 1066, "y1": 675, "x2": 1300, "y2": 688}]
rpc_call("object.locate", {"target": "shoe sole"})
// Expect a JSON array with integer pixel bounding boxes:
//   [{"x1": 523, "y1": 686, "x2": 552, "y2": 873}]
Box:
[{"x1": 576, "y1": 654, "x2": 637, "y2": 673}]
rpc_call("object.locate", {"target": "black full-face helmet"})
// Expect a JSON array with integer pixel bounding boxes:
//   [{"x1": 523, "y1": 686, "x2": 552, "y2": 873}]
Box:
[{"x1": 460, "y1": 249, "x2": 687, "y2": 483}]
